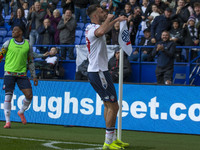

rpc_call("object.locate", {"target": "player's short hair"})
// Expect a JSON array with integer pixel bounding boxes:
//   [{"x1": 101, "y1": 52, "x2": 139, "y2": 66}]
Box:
[
  {"x1": 86, "y1": 4, "x2": 101, "y2": 17},
  {"x1": 14, "y1": 25, "x2": 25, "y2": 33}
]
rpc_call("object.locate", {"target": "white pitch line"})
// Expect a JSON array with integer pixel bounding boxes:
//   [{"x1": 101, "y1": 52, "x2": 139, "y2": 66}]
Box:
[{"x1": 0, "y1": 135, "x2": 102, "y2": 150}]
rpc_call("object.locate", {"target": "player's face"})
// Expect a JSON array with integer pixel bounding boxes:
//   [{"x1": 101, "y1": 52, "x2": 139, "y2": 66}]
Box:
[
  {"x1": 161, "y1": 32, "x2": 170, "y2": 41},
  {"x1": 12, "y1": 27, "x2": 22, "y2": 38},
  {"x1": 97, "y1": 8, "x2": 107, "y2": 23}
]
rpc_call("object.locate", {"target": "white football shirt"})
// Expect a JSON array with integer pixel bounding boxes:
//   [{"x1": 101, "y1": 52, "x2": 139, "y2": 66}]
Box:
[{"x1": 85, "y1": 24, "x2": 108, "y2": 72}]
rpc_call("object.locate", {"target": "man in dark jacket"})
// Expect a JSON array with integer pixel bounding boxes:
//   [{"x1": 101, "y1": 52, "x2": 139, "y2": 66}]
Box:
[
  {"x1": 152, "y1": 31, "x2": 176, "y2": 85},
  {"x1": 171, "y1": 0, "x2": 190, "y2": 28},
  {"x1": 37, "y1": 18, "x2": 55, "y2": 54},
  {"x1": 74, "y1": 0, "x2": 90, "y2": 24},
  {"x1": 108, "y1": 49, "x2": 132, "y2": 83},
  {"x1": 57, "y1": 9, "x2": 76, "y2": 60},
  {"x1": 130, "y1": 28, "x2": 154, "y2": 61},
  {"x1": 169, "y1": 19, "x2": 183, "y2": 62},
  {"x1": 151, "y1": 7, "x2": 172, "y2": 43},
  {"x1": 61, "y1": 0, "x2": 74, "y2": 14}
]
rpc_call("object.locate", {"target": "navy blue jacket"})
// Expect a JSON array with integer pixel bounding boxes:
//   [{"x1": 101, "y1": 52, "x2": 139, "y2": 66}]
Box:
[
  {"x1": 152, "y1": 40, "x2": 175, "y2": 67},
  {"x1": 37, "y1": 25, "x2": 55, "y2": 45},
  {"x1": 151, "y1": 15, "x2": 171, "y2": 41}
]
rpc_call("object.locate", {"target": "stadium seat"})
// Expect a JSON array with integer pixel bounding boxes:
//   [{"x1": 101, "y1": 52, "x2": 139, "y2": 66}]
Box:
[
  {"x1": 57, "y1": 8, "x2": 63, "y2": 15},
  {"x1": 0, "y1": 37, "x2": 3, "y2": 44},
  {"x1": 0, "y1": 29, "x2": 7, "y2": 37},
  {"x1": 76, "y1": 22, "x2": 84, "y2": 30},
  {"x1": 84, "y1": 23, "x2": 90, "y2": 29},
  {"x1": 2, "y1": 37, "x2": 12, "y2": 43},
  {"x1": 81, "y1": 36, "x2": 86, "y2": 44},
  {"x1": 7, "y1": 30, "x2": 12, "y2": 37},
  {"x1": 74, "y1": 36, "x2": 81, "y2": 45},
  {"x1": 75, "y1": 30, "x2": 83, "y2": 38}
]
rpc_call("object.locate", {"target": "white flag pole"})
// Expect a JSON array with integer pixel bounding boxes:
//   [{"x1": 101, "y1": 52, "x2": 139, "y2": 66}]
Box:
[{"x1": 117, "y1": 47, "x2": 124, "y2": 140}]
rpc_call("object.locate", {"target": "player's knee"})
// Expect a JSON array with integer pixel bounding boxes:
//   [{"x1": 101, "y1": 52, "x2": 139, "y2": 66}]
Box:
[
  {"x1": 25, "y1": 93, "x2": 33, "y2": 100},
  {"x1": 5, "y1": 90, "x2": 13, "y2": 102}
]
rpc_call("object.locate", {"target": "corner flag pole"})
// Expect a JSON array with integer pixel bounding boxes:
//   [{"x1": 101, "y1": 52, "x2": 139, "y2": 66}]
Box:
[{"x1": 117, "y1": 47, "x2": 124, "y2": 140}]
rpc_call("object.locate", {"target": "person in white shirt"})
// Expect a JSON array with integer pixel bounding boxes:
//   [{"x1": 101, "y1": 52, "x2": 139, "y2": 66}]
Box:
[{"x1": 85, "y1": 4, "x2": 129, "y2": 150}]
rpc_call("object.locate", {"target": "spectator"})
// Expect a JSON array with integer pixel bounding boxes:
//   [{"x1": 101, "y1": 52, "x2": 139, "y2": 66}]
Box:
[
  {"x1": 75, "y1": 58, "x2": 89, "y2": 81},
  {"x1": 129, "y1": 0, "x2": 139, "y2": 10},
  {"x1": 100, "y1": 0, "x2": 109, "y2": 9},
  {"x1": 182, "y1": 16, "x2": 199, "y2": 61},
  {"x1": 193, "y1": 2, "x2": 200, "y2": 28},
  {"x1": 152, "y1": 31, "x2": 176, "y2": 85},
  {"x1": 35, "y1": 47, "x2": 59, "y2": 78},
  {"x1": 48, "y1": 0, "x2": 59, "y2": 12},
  {"x1": 74, "y1": 0, "x2": 90, "y2": 24},
  {"x1": 37, "y1": 18, "x2": 55, "y2": 53},
  {"x1": 146, "y1": 4, "x2": 160, "y2": 27},
  {"x1": 109, "y1": 0, "x2": 121, "y2": 16},
  {"x1": 111, "y1": 21, "x2": 120, "y2": 45},
  {"x1": 120, "y1": 2, "x2": 133, "y2": 17},
  {"x1": 61, "y1": 0, "x2": 74, "y2": 14},
  {"x1": 0, "y1": 13, "x2": 5, "y2": 26},
  {"x1": 141, "y1": 0, "x2": 149, "y2": 31},
  {"x1": 1, "y1": 0, "x2": 9, "y2": 16},
  {"x1": 0, "y1": 1, "x2": 2, "y2": 15},
  {"x1": 24, "y1": 0, "x2": 36, "y2": 9},
  {"x1": 128, "y1": 6, "x2": 142, "y2": 45},
  {"x1": 39, "y1": 0, "x2": 48, "y2": 11},
  {"x1": 162, "y1": 0, "x2": 174, "y2": 8},
  {"x1": 10, "y1": 0, "x2": 23, "y2": 16},
  {"x1": 129, "y1": 28, "x2": 154, "y2": 61},
  {"x1": 151, "y1": 7, "x2": 172, "y2": 43},
  {"x1": 45, "y1": 9, "x2": 61, "y2": 45},
  {"x1": 9, "y1": 8, "x2": 27, "y2": 31},
  {"x1": 108, "y1": 49, "x2": 132, "y2": 83},
  {"x1": 23, "y1": 2, "x2": 29, "y2": 19},
  {"x1": 169, "y1": 19, "x2": 183, "y2": 62},
  {"x1": 27, "y1": 1, "x2": 46, "y2": 46},
  {"x1": 171, "y1": 0, "x2": 190, "y2": 27},
  {"x1": 57, "y1": 9, "x2": 76, "y2": 60},
  {"x1": 144, "y1": 0, "x2": 167, "y2": 18}
]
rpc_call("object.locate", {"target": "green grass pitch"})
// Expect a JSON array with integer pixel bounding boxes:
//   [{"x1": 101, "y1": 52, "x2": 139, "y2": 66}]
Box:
[{"x1": 0, "y1": 121, "x2": 200, "y2": 150}]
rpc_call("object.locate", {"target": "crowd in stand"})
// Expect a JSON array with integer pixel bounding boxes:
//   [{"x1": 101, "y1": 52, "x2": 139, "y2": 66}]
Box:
[{"x1": 0, "y1": 0, "x2": 200, "y2": 83}]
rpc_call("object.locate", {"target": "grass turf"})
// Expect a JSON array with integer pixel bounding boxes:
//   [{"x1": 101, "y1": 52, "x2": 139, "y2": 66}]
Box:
[{"x1": 0, "y1": 121, "x2": 200, "y2": 150}]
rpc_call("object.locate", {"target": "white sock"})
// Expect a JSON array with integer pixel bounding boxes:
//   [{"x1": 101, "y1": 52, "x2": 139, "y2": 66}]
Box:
[
  {"x1": 105, "y1": 128, "x2": 115, "y2": 144},
  {"x1": 19, "y1": 98, "x2": 31, "y2": 114},
  {"x1": 4, "y1": 91, "x2": 13, "y2": 123},
  {"x1": 4, "y1": 102, "x2": 11, "y2": 123},
  {"x1": 113, "y1": 129, "x2": 117, "y2": 141}
]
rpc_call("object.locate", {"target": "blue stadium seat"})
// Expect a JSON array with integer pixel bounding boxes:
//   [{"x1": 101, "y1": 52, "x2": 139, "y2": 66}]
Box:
[
  {"x1": 74, "y1": 36, "x2": 81, "y2": 45},
  {"x1": 76, "y1": 22, "x2": 84, "y2": 30},
  {"x1": 75, "y1": 30, "x2": 83, "y2": 38},
  {"x1": 57, "y1": 1, "x2": 61, "y2": 8},
  {"x1": 7, "y1": 30, "x2": 12, "y2": 37},
  {"x1": 0, "y1": 29, "x2": 7, "y2": 37},
  {"x1": 0, "y1": 37, "x2": 3, "y2": 44},
  {"x1": 57, "y1": 8, "x2": 63, "y2": 15},
  {"x1": 84, "y1": 23, "x2": 90, "y2": 29},
  {"x1": 81, "y1": 36, "x2": 86, "y2": 44},
  {"x1": 2, "y1": 37, "x2": 12, "y2": 43}
]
